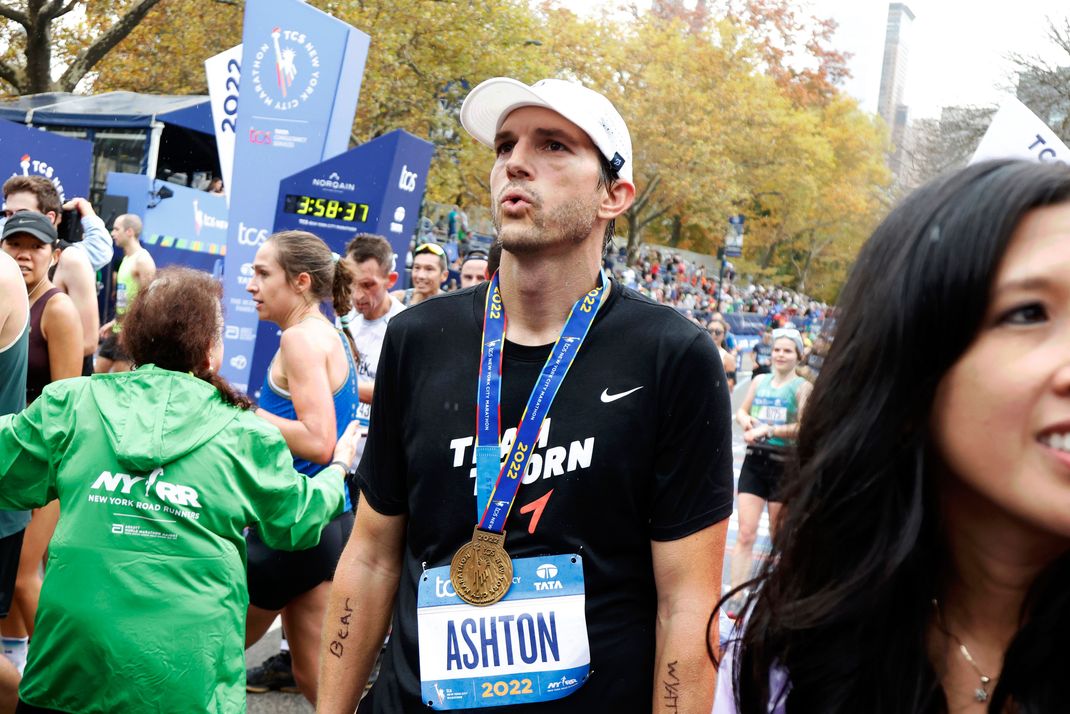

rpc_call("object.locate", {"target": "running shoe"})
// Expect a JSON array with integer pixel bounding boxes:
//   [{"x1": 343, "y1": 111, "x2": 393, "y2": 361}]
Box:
[{"x1": 246, "y1": 651, "x2": 300, "y2": 693}]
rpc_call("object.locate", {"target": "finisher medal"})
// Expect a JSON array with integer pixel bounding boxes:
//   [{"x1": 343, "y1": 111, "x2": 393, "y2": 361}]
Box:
[
  {"x1": 449, "y1": 527, "x2": 514, "y2": 606},
  {"x1": 450, "y1": 271, "x2": 609, "y2": 607}
]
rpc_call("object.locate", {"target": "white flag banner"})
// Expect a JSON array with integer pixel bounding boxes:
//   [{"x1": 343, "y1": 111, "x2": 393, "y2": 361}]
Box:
[
  {"x1": 970, "y1": 97, "x2": 1070, "y2": 165},
  {"x1": 204, "y1": 44, "x2": 243, "y2": 204}
]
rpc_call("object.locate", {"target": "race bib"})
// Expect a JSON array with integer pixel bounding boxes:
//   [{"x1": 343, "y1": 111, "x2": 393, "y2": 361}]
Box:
[
  {"x1": 356, "y1": 400, "x2": 371, "y2": 427},
  {"x1": 753, "y1": 404, "x2": 787, "y2": 424},
  {"x1": 417, "y1": 554, "x2": 590, "y2": 709}
]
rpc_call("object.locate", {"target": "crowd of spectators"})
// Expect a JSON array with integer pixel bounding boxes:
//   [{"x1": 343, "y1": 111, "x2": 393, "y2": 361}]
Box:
[{"x1": 604, "y1": 245, "x2": 829, "y2": 331}]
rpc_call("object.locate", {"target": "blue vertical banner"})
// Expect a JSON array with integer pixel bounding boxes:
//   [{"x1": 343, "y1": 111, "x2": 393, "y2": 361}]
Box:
[{"x1": 219, "y1": 0, "x2": 370, "y2": 391}]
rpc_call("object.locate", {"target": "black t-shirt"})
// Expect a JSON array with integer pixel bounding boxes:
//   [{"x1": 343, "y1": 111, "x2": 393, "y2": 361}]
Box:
[{"x1": 357, "y1": 281, "x2": 734, "y2": 713}]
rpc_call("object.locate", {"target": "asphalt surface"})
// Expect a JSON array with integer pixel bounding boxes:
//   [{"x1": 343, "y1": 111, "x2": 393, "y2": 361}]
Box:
[{"x1": 245, "y1": 376, "x2": 766, "y2": 711}]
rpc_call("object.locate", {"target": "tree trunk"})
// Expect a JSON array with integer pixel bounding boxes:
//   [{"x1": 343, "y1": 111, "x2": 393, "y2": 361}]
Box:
[
  {"x1": 626, "y1": 209, "x2": 642, "y2": 265},
  {"x1": 667, "y1": 215, "x2": 682, "y2": 247},
  {"x1": 24, "y1": 3, "x2": 52, "y2": 93}
]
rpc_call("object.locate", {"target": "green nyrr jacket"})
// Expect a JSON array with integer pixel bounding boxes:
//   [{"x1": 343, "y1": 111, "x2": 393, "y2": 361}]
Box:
[{"x1": 0, "y1": 366, "x2": 345, "y2": 713}]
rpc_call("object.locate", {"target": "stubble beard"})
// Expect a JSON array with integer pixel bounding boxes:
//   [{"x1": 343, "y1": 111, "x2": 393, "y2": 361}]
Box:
[{"x1": 493, "y1": 188, "x2": 598, "y2": 256}]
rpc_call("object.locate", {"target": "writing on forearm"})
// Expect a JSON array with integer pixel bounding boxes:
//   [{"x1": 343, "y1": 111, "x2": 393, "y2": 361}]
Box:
[
  {"x1": 328, "y1": 597, "x2": 354, "y2": 658},
  {"x1": 662, "y1": 659, "x2": 680, "y2": 711}
]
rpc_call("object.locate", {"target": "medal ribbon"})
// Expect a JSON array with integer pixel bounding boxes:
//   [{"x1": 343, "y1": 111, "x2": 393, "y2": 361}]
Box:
[{"x1": 474, "y1": 270, "x2": 609, "y2": 531}]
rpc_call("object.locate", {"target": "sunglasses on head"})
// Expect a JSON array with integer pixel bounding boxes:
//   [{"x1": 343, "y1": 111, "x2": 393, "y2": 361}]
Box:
[
  {"x1": 772, "y1": 328, "x2": 801, "y2": 341},
  {"x1": 414, "y1": 242, "x2": 446, "y2": 257}
]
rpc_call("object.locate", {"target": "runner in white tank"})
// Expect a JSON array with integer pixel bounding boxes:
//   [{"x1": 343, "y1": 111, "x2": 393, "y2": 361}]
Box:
[{"x1": 338, "y1": 234, "x2": 405, "y2": 462}]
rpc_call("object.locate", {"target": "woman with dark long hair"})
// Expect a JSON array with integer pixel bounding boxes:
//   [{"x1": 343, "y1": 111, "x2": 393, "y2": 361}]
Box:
[
  {"x1": 714, "y1": 160, "x2": 1070, "y2": 713},
  {"x1": 0, "y1": 267, "x2": 360, "y2": 713}
]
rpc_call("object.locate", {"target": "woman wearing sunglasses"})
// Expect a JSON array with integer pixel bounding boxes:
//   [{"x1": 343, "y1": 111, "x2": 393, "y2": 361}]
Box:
[
  {"x1": 726, "y1": 326, "x2": 811, "y2": 617},
  {"x1": 708, "y1": 317, "x2": 737, "y2": 391},
  {"x1": 393, "y1": 242, "x2": 449, "y2": 306}
]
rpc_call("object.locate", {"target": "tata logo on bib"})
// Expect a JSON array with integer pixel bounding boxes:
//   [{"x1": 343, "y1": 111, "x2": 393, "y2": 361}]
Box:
[
  {"x1": 534, "y1": 563, "x2": 562, "y2": 591},
  {"x1": 11, "y1": 153, "x2": 69, "y2": 201},
  {"x1": 250, "y1": 26, "x2": 321, "y2": 111},
  {"x1": 535, "y1": 563, "x2": 557, "y2": 579}
]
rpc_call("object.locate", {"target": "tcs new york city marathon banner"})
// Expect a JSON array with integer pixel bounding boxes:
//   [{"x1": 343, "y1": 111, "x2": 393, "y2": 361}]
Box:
[
  {"x1": 0, "y1": 119, "x2": 91, "y2": 202},
  {"x1": 219, "y1": 0, "x2": 371, "y2": 391}
]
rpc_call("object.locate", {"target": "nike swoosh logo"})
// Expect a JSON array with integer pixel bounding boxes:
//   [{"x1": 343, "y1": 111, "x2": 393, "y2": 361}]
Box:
[{"x1": 600, "y1": 386, "x2": 644, "y2": 403}]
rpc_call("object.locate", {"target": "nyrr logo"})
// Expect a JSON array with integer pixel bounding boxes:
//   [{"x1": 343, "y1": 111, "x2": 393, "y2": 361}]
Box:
[
  {"x1": 249, "y1": 26, "x2": 321, "y2": 111},
  {"x1": 90, "y1": 468, "x2": 201, "y2": 508},
  {"x1": 11, "y1": 153, "x2": 68, "y2": 201}
]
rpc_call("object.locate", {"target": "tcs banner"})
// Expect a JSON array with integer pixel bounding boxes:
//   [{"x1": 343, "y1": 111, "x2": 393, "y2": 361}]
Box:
[
  {"x1": 0, "y1": 119, "x2": 91, "y2": 202},
  {"x1": 219, "y1": 0, "x2": 370, "y2": 391}
]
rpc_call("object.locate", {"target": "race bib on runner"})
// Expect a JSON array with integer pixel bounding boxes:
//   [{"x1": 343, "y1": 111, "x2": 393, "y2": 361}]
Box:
[
  {"x1": 753, "y1": 403, "x2": 787, "y2": 424},
  {"x1": 417, "y1": 554, "x2": 590, "y2": 709},
  {"x1": 356, "y1": 400, "x2": 371, "y2": 427}
]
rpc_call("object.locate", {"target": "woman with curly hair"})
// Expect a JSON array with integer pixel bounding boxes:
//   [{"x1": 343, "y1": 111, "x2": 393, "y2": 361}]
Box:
[{"x1": 0, "y1": 266, "x2": 360, "y2": 713}]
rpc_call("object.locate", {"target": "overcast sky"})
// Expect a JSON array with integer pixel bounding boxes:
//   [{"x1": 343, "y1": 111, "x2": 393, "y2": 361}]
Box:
[
  {"x1": 561, "y1": 0, "x2": 1070, "y2": 120},
  {"x1": 811, "y1": 0, "x2": 1070, "y2": 119}
]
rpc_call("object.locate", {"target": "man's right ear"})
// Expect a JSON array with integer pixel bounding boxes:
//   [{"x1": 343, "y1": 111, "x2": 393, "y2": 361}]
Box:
[{"x1": 387, "y1": 271, "x2": 399, "y2": 290}]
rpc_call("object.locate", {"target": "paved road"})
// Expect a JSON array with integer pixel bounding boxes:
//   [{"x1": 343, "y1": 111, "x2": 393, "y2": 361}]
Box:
[{"x1": 246, "y1": 377, "x2": 768, "y2": 711}]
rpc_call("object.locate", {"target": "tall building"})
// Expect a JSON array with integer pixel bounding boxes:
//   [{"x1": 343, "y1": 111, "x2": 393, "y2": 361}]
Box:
[{"x1": 877, "y1": 3, "x2": 915, "y2": 186}]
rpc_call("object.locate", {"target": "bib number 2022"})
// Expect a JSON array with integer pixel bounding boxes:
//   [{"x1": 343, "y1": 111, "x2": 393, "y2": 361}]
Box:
[{"x1": 481, "y1": 678, "x2": 533, "y2": 698}]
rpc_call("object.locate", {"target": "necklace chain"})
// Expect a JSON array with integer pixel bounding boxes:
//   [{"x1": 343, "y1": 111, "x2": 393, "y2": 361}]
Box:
[
  {"x1": 931, "y1": 599, "x2": 994, "y2": 704},
  {"x1": 27, "y1": 274, "x2": 48, "y2": 301}
]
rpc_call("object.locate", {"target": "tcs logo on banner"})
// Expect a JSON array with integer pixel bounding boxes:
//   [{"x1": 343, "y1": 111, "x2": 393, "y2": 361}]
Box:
[
  {"x1": 237, "y1": 221, "x2": 270, "y2": 246},
  {"x1": 248, "y1": 128, "x2": 272, "y2": 145},
  {"x1": 398, "y1": 164, "x2": 418, "y2": 192},
  {"x1": 11, "y1": 154, "x2": 68, "y2": 201}
]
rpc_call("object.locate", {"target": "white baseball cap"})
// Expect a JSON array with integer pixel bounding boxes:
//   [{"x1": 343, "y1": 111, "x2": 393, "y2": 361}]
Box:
[{"x1": 460, "y1": 77, "x2": 633, "y2": 184}]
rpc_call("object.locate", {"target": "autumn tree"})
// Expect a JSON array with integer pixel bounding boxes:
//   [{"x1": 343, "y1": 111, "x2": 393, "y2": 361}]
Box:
[
  {"x1": 0, "y1": 0, "x2": 164, "y2": 95},
  {"x1": 90, "y1": 0, "x2": 243, "y2": 95}
]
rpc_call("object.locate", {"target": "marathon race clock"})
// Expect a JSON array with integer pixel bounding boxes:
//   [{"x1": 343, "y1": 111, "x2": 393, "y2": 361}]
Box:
[{"x1": 283, "y1": 194, "x2": 371, "y2": 223}]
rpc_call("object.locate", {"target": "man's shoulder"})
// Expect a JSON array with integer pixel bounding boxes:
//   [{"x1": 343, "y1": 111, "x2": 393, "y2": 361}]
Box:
[
  {"x1": 58, "y1": 244, "x2": 92, "y2": 270},
  {"x1": 608, "y1": 285, "x2": 707, "y2": 342}
]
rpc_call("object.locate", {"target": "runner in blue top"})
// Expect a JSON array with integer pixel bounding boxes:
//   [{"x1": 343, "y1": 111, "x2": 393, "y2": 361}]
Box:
[
  {"x1": 727, "y1": 328, "x2": 812, "y2": 617},
  {"x1": 242, "y1": 230, "x2": 360, "y2": 704}
]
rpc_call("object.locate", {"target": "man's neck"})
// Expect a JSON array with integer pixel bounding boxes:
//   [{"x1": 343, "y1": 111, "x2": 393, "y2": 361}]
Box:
[
  {"x1": 411, "y1": 287, "x2": 439, "y2": 306},
  {"x1": 121, "y1": 240, "x2": 141, "y2": 258},
  {"x1": 497, "y1": 245, "x2": 604, "y2": 346}
]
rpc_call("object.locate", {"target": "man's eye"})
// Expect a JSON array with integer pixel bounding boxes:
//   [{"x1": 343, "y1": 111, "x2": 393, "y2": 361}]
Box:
[
  {"x1": 998, "y1": 303, "x2": 1048, "y2": 325},
  {"x1": 547, "y1": 141, "x2": 565, "y2": 151},
  {"x1": 495, "y1": 142, "x2": 514, "y2": 156}
]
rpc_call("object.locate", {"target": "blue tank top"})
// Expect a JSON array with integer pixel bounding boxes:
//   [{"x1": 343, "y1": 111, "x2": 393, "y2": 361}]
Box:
[{"x1": 259, "y1": 329, "x2": 358, "y2": 509}]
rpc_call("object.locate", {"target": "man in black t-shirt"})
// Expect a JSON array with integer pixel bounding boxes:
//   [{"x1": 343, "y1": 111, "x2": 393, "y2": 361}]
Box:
[{"x1": 319, "y1": 77, "x2": 734, "y2": 714}]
